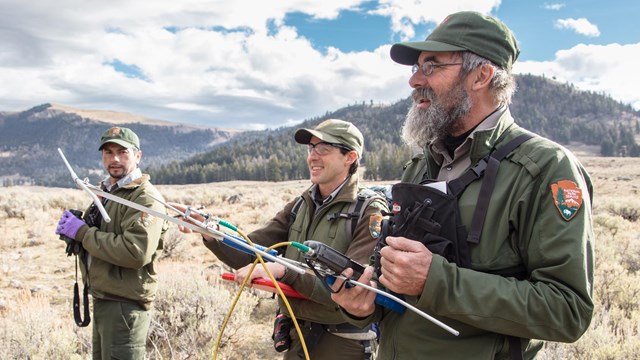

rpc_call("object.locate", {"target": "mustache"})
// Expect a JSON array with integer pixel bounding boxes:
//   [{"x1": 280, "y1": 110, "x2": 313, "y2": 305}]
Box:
[{"x1": 411, "y1": 87, "x2": 436, "y2": 103}]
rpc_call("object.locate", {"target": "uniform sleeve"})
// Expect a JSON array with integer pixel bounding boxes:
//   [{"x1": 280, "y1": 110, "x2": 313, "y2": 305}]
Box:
[
  {"x1": 345, "y1": 197, "x2": 388, "y2": 266},
  {"x1": 81, "y1": 187, "x2": 166, "y2": 269},
  {"x1": 401, "y1": 153, "x2": 428, "y2": 183},
  {"x1": 203, "y1": 198, "x2": 297, "y2": 269},
  {"x1": 281, "y1": 197, "x2": 388, "y2": 306},
  {"x1": 417, "y1": 150, "x2": 595, "y2": 342},
  {"x1": 337, "y1": 199, "x2": 394, "y2": 326}
]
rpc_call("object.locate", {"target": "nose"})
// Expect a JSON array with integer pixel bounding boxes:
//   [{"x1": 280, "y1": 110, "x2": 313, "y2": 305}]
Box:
[
  {"x1": 409, "y1": 69, "x2": 427, "y2": 89},
  {"x1": 307, "y1": 150, "x2": 319, "y2": 160}
]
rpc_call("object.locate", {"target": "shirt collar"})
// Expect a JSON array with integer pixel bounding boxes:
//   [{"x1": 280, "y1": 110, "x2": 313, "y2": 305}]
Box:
[
  {"x1": 428, "y1": 105, "x2": 507, "y2": 163},
  {"x1": 101, "y1": 168, "x2": 142, "y2": 192},
  {"x1": 309, "y1": 176, "x2": 350, "y2": 208}
]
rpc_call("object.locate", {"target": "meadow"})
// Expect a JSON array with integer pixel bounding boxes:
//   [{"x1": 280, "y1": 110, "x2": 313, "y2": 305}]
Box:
[{"x1": 0, "y1": 155, "x2": 639, "y2": 359}]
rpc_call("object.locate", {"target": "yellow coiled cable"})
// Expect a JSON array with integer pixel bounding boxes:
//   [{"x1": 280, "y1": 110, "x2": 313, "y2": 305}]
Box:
[{"x1": 212, "y1": 229, "x2": 310, "y2": 360}]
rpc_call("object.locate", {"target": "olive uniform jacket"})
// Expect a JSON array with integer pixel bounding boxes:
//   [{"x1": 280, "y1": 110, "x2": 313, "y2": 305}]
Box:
[
  {"x1": 204, "y1": 174, "x2": 388, "y2": 323},
  {"x1": 75, "y1": 174, "x2": 167, "y2": 309},
  {"x1": 346, "y1": 109, "x2": 595, "y2": 359}
]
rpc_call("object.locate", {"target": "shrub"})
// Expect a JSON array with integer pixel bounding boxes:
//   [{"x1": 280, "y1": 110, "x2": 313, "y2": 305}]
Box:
[{"x1": 0, "y1": 290, "x2": 90, "y2": 359}]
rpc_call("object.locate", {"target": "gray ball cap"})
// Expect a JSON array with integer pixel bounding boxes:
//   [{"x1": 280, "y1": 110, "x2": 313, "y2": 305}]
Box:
[{"x1": 294, "y1": 119, "x2": 364, "y2": 158}]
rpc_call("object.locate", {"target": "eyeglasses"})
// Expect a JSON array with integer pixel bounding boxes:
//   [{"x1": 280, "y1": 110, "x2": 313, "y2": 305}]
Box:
[
  {"x1": 411, "y1": 61, "x2": 463, "y2": 77},
  {"x1": 307, "y1": 141, "x2": 352, "y2": 156}
]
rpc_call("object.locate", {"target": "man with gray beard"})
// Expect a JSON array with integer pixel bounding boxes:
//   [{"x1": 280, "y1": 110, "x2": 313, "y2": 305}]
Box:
[
  {"x1": 402, "y1": 78, "x2": 471, "y2": 148},
  {"x1": 331, "y1": 11, "x2": 594, "y2": 359}
]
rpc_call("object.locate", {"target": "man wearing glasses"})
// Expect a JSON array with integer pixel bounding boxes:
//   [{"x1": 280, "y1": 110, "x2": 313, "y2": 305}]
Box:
[
  {"x1": 331, "y1": 11, "x2": 594, "y2": 359},
  {"x1": 201, "y1": 119, "x2": 387, "y2": 359}
]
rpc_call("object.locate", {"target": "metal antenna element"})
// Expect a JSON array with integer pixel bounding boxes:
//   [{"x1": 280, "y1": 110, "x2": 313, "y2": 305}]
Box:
[
  {"x1": 345, "y1": 277, "x2": 459, "y2": 336},
  {"x1": 146, "y1": 193, "x2": 305, "y2": 275},
  {"x1": 58, "y1": 148, "x2": 111, "y2": 223},
  {"x1": 81, "y1": 190, "x2": 305, "y2": 275}
]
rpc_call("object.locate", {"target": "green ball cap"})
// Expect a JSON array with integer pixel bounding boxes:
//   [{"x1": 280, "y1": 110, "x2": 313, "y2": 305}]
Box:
[
  {"x1": 98, "y1": 126, "x2": 140, "y2": 151},
  {"x1": 390, "y1": 11, "x2": 520, "y2": 71},
  {"x1": 294, "y1": 119, "x2": 364, "y2": 158}
]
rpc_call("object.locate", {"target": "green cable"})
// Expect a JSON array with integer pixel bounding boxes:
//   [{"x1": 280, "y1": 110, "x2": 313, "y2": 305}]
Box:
[
  {"x1": 218, "y1": 219, "x2": 236, "y2": 231},
  {"x1": 289, "y1": 241, "x2": 310, "y2": 253}
]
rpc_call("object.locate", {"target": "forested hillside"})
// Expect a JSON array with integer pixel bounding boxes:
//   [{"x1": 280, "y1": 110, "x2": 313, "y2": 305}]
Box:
[
  {"x1": 150, "y1": 74, "x2": 640, "y2": 184},
  {"x1": 512, "y1": 75, "x2": 639, "y2": 156}
]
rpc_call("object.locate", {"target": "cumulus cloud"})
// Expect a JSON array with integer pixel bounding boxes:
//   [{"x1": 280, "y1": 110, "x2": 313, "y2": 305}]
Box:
[
  {"x1": 0, "y1": 0, "x2": 636, "y2": 130},
  {"x1": 555, "y1": 18, "x2": 601, "y2": 37},
  {"x1": 0, "y1": 0, "x2": 410, "y2": 128},
  {"x1": 370, "y1": 0, "x2": 500, "y2": 41},
  {"x1": 543, "y1": 3, "x2": 565, "y2": 11},
  {"x1": 514, "y1": 43, "x2": 640, "y2": 110}
]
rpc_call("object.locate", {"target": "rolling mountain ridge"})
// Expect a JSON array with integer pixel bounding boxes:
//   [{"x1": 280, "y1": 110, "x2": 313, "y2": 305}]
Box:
[
  {"x1": 0, "y1": 103, "x2": 242, "y2": 187},
  {"x1": 148, "y1": 74, "x2": 640, "y2": 184},
  {"x1": 2, "y1": 74, "x2": 639, "y2": 186}
]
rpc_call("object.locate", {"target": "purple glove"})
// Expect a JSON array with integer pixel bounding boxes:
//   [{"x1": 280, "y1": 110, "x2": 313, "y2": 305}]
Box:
[{"x1": 55, "y1": 210, "x2": 87, "y2": 241}]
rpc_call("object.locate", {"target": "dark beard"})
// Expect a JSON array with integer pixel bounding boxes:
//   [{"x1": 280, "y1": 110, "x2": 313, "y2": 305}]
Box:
[{"x1": 401, "y1": 81, "x2": 472, "y2": 148}]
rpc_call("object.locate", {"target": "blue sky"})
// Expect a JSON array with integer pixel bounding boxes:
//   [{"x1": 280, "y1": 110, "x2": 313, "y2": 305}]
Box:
[
  {"x1": 287, "y1": 1, "x2": 637, "y2": 60},
  {"x1": 1, "y1": 0, "x2": 638, "y2": 129}
]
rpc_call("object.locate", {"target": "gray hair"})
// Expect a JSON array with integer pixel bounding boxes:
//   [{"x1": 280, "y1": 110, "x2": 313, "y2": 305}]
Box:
[{"x1": 458, "y1": 51, "x2": 517, "y2": 105}]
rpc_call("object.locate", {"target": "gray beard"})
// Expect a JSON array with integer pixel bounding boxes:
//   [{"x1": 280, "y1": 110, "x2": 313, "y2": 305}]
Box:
[{"x1": 401, "y1": 82, "x2": 472, "y2": 149}]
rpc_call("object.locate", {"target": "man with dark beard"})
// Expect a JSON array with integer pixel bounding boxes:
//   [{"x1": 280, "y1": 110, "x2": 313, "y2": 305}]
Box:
[
  {"x1": 55, "y1": 127, "x2": 167, "y2": 359},
  {"x1": 331, "y1": 11, "x2": 594, "y2": 359}
]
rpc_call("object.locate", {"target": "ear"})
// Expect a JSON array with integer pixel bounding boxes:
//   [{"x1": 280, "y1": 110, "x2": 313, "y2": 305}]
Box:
[
  {"x1": 345, "y1": 151, "x2": 358, "y2": 167},
  {"x1": 469, "y1": 64, "x2": 495, "y2": 91},
  {"x1": 135, "y1": 150, "x2": 142, "y2": 163}
]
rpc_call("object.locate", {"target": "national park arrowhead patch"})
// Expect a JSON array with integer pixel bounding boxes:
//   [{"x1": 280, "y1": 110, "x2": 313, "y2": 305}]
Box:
[
  {"x1": 369, "y1": 214, "x2": 383, "y2": 239},
  {"x1": 140, "y1": 212, "x2": 157, "y2": 226},
  {"x1": 551, "y1": 180, "x2": 583, "y2": 221}
]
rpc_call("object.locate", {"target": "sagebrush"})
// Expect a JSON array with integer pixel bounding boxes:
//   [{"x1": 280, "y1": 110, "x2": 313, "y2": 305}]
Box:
[{"x1": 1, "y1": 157, "x2": 639, "y2": 359}]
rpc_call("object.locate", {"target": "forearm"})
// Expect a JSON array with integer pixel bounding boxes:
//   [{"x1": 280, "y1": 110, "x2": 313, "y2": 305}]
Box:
[
  {"x1": 419, "y1": 255, "x2": 593, "y2": 341},
  {"x1": 202, "y1": 236, "x2": 256, "y2": 269},
  {"x1": 82, "y1": 219, "x2": 164, "y2": 269},
  {"x1": 203, "y1": 200, "x2": 295, "y2": 270}
]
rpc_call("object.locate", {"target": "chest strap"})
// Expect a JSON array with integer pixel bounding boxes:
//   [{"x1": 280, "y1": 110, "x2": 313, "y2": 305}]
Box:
[
  {"x1": 445, "y1": 133, "x2": 533, "y2": 243},
  {"x1": 450, "y1": 133, "x2": 533, "y2": 360}
]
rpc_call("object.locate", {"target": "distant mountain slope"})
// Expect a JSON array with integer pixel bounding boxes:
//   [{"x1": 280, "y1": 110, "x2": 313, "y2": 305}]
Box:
[
  {"x1": 3, "y1": 74, "x2": 639, "y2": 187},
  {"x1": 0, "y1": 103, "x2": 242, "y2": 187},
  {"x1": 48, "y1": 103, "x2": 178, "y2": 127},
  {"x1": 149, "y1": 74, "x2": 640, "y2": 184},
  {"x1": 512, "y1": 75, "x2": 639, "y2": 150}
]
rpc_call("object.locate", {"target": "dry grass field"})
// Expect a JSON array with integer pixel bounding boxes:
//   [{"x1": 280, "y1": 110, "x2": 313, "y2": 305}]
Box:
[{"x1": 1, "y1": 155, "x2": 639, "y2": 359}]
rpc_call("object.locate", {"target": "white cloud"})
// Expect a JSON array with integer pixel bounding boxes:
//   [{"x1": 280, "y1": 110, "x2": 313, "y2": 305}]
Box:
[
  {"x1": 371, "y1": 0, "x2": 501, "y2": 41},
  {"x1": 514, "y1": 43, "x2": 640, "y2": 110},
  {"x1": 555, "y1": 18, "x2": 601, "y2": 37},
  {"x1": 543, "y1": 3, "x2": 565, "y2": 11},
  {"x1": 0, "y1": 0, "x2": 405, "y2": 128},
  {"x1": 0, "y1": 0, "x2": 636, "y2": 131}
]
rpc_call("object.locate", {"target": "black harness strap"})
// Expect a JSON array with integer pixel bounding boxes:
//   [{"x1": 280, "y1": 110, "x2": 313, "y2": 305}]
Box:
[
  {"x1": 467, "y1": 133, "x2": 533, "y2": 244},
  {"x1": 73, "y1": 253, "x2": 91, "y2": 327},
  {"x1": 510, "y1": 337, "x2": 523, "y2": 360},
  {"x1": 463, "y1": 133, "x2": 532, "y2": 360},
  {"x1": 349, "y1": 191, "x2": 371, "y2": 237},
  {"x1": 446, "y1": 156, "x2": 487, "y2": 197},
  {"x1": 300, "y1": 188, "x2": 383, "y2": 242},
  {"x1": 434, "y1": 133, "x2": 533, "y2": 360},
  {"x1": 289, "y1": 197, "x2": 304, "y2": 225}
]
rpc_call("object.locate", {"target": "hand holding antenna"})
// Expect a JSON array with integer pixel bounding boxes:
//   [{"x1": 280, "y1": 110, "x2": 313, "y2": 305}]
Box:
[{"x1": 297, "y1": 240, "x2": 459, "y2": 336}]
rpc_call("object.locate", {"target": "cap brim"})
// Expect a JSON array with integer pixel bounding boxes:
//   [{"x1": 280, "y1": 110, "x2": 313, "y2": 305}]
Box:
[
  {"x1": 99, "y1": 139, "x2": 137, "y2": 151},
  {"x1": 390, "y1": 40, "x2": 467, "y2": 65},
  {"x1": 294, "y1": 129, "x2": 342, "y2": 145}
]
